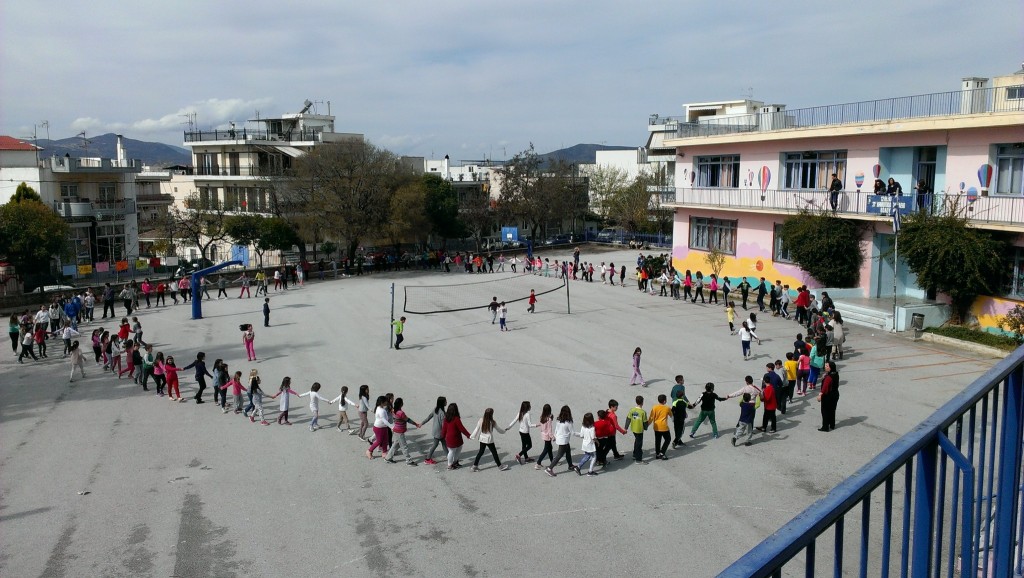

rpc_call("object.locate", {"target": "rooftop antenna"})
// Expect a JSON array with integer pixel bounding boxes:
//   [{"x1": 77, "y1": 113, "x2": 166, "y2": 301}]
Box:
[
  {"x1": 76, "y1": 131, "x2": 92, "y2": 154},
  {"x1": 743, "y1": 87, "x2": 754, "y2": 100},
  {"x1": 180, "y1": 112, "x2": 196, "y2": 132}
]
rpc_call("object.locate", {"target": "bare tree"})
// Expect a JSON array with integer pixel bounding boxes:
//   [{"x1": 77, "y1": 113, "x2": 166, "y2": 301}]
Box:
[{"x1": 169, "y1": 193, "x2": 230, "y2": 263}]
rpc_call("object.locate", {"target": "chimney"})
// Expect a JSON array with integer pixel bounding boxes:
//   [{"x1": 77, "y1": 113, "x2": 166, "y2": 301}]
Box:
[
  {"x1": 115, "y1": 134, "x2": 125, "y2": 163},
  {"x1": 443, "y1": 154, "x2": 450, "y2": 181}
]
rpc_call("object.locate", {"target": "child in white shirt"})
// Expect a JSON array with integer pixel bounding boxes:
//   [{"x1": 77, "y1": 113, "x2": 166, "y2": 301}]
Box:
[
  {"x1": 575, "y1": 413, "x2": 598, "y2": 476},
  {"x1": 300, "y1": 382, "x2": 331, "y2": 432}
]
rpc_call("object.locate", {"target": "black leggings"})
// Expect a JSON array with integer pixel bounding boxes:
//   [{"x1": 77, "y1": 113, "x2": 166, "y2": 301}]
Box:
[
  {"x1": 152, "y1": 373, "x2": 166, "y2": 393},
  {"x1": 550, "y1": 444, "x2": 573, "y2": 469},
  {"x1": 518, "y1": 432, "x2": 533, "y2": 458},
  {"x1": 473, "y1": 443, "x2": 501, "y2": 467},
  {"x1": 536, "y1": 440, "x2": 554, "y2": 466},
  {"x1": 762, "y1": 409, "x2": 777, "y2": 432},
  {"x1": 9, "y1": 332, "x2": 19, "y2": 352},
  {"x1": 692, "y1": 288, "x2": 705, "y2": 303}
]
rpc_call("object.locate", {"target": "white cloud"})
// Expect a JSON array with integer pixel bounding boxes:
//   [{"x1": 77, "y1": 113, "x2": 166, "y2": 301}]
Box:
[{"x1": 69, "y1": 117, "x2": 104, "y2": 132}]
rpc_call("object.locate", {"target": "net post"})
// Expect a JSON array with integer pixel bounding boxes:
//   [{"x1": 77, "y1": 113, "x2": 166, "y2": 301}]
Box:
[
  {"x1": 389, "y1": 283, "x2": 395, "y2": 349},
  {"x1": 565, "y1": 277, "x2": 570, "y2": 314}
]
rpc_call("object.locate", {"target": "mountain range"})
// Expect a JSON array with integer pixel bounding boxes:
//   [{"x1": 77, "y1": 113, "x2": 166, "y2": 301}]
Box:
[
  {"x1": 33, "y1": 133, "x2": 192, "y2": 168},
  {"x1": 29, "y1": 134, "x2": 634, "y2": 169}
]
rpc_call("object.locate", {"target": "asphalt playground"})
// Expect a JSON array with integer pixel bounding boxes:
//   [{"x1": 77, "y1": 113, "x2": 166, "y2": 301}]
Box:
[{"x1": 0, "y1": 247, "x2": 1002, "y2": 577}]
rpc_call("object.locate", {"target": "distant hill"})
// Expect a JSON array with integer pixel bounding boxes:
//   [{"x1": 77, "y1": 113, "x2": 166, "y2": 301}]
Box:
[
  {"x1": 539, "y1": 143, "x2": 636, "y2": 165},
  {"x1": 34, "y1": 133, "x2": 191, "y2": 168}
]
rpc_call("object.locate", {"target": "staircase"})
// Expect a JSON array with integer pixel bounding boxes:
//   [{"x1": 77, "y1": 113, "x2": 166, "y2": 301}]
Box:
[{"x1": 833, "y1": 300, "x2": 893, "y2": 331}]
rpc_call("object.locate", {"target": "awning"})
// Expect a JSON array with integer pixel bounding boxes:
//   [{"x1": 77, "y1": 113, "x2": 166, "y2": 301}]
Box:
[
  {"x1": 275, "y1": 146, "x2": 304, "y2": 158},
  {"x1": 646, "y1": 131, "x2": 667, "y2": 150},
  {"x1": 687, "y1": 105, "x2": 723, "y2": 111}
]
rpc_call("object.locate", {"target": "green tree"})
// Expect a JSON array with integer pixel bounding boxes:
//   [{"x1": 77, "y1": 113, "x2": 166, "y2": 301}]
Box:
[
  {"x1": 898, "y1": 200, "x2": 1009, "y2": 323},
  {"x1": 320, "y1": 241, "x2": 338, "y2": 259},
  {"x1": 423, "y1": 174, "x2": 466, "y2": 243},
  {"x1": 224, "y1": 214, "x2": 300, "y2": 268},
  {"x1": 779, "y1": 209, "x2": 864, "y2": 288},
  {"x1": 11, "y1": 182, "x2": 41, "y2": 203},
  {"x1": 170, "y1": 193, "x2": 229, "y2": 263},
  {"x1": 386, "y1": 180, "x2": 431, "y2": 249},
  {"x1": 585, "y1": 165, "x2": 631, "y2": 218},
  {"x1": 496, "y1": 145, "x2": 545, "y2": 239},
  {"x1": 0, "y1": 199, "x2": 70, "y2": 273},
  {"x1": 606, "y1": 176, "x2": 653, "y2": 234}
]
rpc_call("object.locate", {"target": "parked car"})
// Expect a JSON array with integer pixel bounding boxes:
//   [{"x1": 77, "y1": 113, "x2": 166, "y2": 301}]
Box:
[
  {"x1": 31, "y1": 284, "x2": 76, "y2": 293},
  {"x1": 596, "y1": 227, "x2": 624, "y2": 243},
  {"x1": 544, "y1": 233, "x2": 574, "y2": 246}
]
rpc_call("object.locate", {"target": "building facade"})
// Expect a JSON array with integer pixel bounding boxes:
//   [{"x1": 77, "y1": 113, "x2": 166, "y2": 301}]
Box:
[{"x1": 661, "y1": 68, "x2": 1024, "y2": 332}]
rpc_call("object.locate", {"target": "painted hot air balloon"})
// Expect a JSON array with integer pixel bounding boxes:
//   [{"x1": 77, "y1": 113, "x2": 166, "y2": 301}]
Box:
[
  {"x1": 854, "y1": 171, "x2": 865, "y2": 192},
  {"x1": 872, "y1": 164, "x2": 881, "y2": 179},
  {"x1": 966, "y1": 187, "x2": 978, "y2": 203},
  {"x1": 758, "y1": 166, "x2": 771, "y2": 201},
  {"x1": 978, "y1": 164, "x2": 994, "y2": 190},
  {"x1": 747, "y1": 169, "x2": 754, "y2": 188},
  {"x1": 690, "y1": 171, "x2": 696, "y2": 185},
  {"x1": 960, "y1": 182, "x2": 965, "y2": 192}
]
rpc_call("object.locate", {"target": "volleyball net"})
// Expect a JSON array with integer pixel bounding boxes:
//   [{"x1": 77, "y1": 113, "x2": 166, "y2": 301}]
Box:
[{"x1": 402, "y1": 273, "x2": 568, "y2": 315}]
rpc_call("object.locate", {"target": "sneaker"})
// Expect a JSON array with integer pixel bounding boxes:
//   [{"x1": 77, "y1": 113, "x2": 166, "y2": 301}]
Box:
[
  {"x1": 196, "y1": 400, "x2": 205, "y2": 404},
  {"x1": 407, "y1": 461, "x2": 418, "y2": 466},
  {"x1": 744, "y1": 441, "x2": 752, "y2": 446},
  {"x1": 260, "y1": 420, "x2": 270, "y2": 425},
  {"x1": 574, "y1": 466, "x2": 582, "y2": 476},
  {"x1": 384, "y1": 459, "x2": 397, "y2": 464},
  {"x1": 250, "y1": 415, "x2": 256, "y2": 423},
  {"x1": 545, "y1": 467, "x2": 556, "y2": 477},
  {"x1": 309, "y1": 425, "x2": 315, "y2": 432},
  {"x1": 424, "y1": 458, "x2": 437, "y2": 465},
  {"x1": 471, "y1": 466, "x2": 480, "y2": 472},
  {"x1": 712, "y1": 434, "x2": 720, "y2": 439},
  {"x1": 222, "y1": 408, "x2": 229, "y2": 414},
  {"x1": 499, "y1": 464, "x2": 510, "y2": 471},
  {"x1": 515, "y1": 453, "x2": 524, "y2": 465},
  {"x1": 348, "y1": 429, "x2": 359, "y2": 435},
  {"x1": 731, "y1": 438, "x2": 737, "y2": 446},
  {"x1": 614, "y1": 455, "x2": 624, "y2": 460},
  {"x1": 689, "y1": 433, "x2": 695, "y2": 439},
  {"x1": 525, "y1": 457, "x2": 535, "y2": 463},
  {"x1": 534, "y1": 464, "x2": 542, "y2": 470},
  {"x1": 586, "y1": 471, "x2": 598, "y2": 477}
]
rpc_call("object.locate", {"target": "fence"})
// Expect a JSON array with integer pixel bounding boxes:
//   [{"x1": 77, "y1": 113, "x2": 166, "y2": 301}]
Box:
[{"x1": 719, "y1": 347, "x2": 1024, "y2": 577}]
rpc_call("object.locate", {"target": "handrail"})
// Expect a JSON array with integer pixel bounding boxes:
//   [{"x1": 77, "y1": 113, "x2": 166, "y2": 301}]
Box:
[{"x1": 720, "y1": 346, "x2": 1024, "y2": 577}]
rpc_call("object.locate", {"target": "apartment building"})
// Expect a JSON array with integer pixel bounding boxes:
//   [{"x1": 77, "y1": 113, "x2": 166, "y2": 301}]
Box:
[
  {"x1": 0, "y1": 134, "x2": 142, "y2": 274},
  {"x1": 661, "y1": 67, "x2": 1024, "y2": 331}
]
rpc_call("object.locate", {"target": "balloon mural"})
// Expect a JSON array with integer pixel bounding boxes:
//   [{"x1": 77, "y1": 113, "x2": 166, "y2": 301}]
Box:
[
  {"x1": 966, "y1": 186, "x2": 979, "y2": 211},
  {"x1": 854, "y1": 171, "x2": 865, "y2": 192},
  {"x1": 757, "y1": 166, "x2": 771, "y2": 201},
  {"x1": 978, "y1": 164, "x2": 993, "y2": 190},
  {"x1": 873, "y1": 164, "x2": 881, "y2": 179}
]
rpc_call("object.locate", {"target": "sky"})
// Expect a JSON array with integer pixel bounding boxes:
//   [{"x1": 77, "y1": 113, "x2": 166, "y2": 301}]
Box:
[{"x1": 1, "y1": 1, "x2": 1020, "y2": 161}]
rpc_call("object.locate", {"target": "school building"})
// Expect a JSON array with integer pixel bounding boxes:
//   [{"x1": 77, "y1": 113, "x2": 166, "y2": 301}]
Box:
[{"x1": 661, "y1": 67, "x2": 1024, "y2": 332}]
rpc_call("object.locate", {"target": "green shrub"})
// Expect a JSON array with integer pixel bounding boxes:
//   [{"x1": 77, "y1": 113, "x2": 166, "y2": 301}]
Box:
[
  {"x1": 778, "y1": 210, "x2": 864, "y2": 287},
  {"x1": 924, "y1": 326, "x2": 1020, "y2": 352},
  {"x1": 998, "y1": 304, "x2": 1024, "y2": 344}
]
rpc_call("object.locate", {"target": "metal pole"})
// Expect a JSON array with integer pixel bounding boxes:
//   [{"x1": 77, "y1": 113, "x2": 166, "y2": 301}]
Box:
[
  {"x1": 892, "y1": 234, "x2": 898, "y2": 333},
  {"x1": 564, "y1": 275, "x2": 570, "y2": 315},
  {"x1": 389, "y1": 283, "x2": 395, "y2": 349}
]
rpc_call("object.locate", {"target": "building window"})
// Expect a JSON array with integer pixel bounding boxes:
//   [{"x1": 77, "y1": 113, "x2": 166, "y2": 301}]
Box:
[
  {"x1": 1007, "y1": 86, "x2": 1024, "y2": 100},
  {"x1": 773, "y1": 223, "x2": 794, "y2": 263},
  {"x1": 689, "y1": 217, "x2": 737, "y2": 254},
  {"x1": 60, "y1": 183, "x2": 79, "y2": 202},
  {"x1": 996, "y1": 144, "x2": 1024, "y2": 195},
  {"x1": 695, "y1": 155, "x2": 740, "y2": 188},
  {"x1": 784, "y1": 151, "x2": 847, "y2": 190},
  {"x1": 1002, "y1": 247, "x2": 1024, "y2": 298},
  {"x1": 98, "y1": 183, "x2": 117, "y2": 206}
]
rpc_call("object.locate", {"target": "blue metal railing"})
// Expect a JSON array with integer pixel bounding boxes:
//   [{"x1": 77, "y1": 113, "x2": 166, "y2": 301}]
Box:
[{"x1": 720, "y1": 347, "x2": 1024, "y2": 577}]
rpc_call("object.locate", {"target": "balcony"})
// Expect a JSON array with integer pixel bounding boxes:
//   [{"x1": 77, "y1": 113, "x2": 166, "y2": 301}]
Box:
[
  {"x1": 135, "y1": 193, "x2": 174, "y2": 206},
  {"x1": 193, "y1": 165, "x2": 272, "y2": 177},
  {"x1": 49, "y1": 156, "x2": 143, "y2": 173},
  {"x1": 673, "y1": 85, "x2": 1024, "y2": 138},
  {"x1": 672, "y1": 187, "x2": 1024, "y2": 229},
  {"x1": 52, "y1": 200, "x2": 136, "y2": 219},
  {"x1": 184, "y1": 128, "x2": 324, "y2": 143}
]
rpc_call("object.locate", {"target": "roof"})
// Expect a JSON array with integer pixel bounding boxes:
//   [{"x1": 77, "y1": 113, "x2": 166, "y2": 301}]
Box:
[{"x1": 0, "y1": 136, "x2": 40, "y2": 151}]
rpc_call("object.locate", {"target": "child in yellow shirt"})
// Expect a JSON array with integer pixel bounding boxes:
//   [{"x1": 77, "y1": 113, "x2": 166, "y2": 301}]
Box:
[
  {"x1": 648, "y1": 394, "x2": 672, "y2": 460},
  {"x1": 726, "y1": 302, "x2": 736, "y2": 334}
]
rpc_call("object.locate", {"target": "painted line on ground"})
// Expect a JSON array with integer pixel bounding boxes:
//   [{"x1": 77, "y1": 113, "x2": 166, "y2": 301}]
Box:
[{"x1": 879, "y1": 358, "x2": 984, "y2": 372}]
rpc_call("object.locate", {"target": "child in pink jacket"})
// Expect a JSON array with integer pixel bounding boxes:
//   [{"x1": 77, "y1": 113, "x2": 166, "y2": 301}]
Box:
[{"x1": 220, "y1": 371, "x2": 248, "y2": 414}]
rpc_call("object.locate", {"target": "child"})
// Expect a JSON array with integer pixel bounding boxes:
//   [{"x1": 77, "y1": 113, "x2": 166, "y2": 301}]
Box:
[
  {"x1": 629, "y1": 347, "x2": 645, "y2": 387},
  {"x1": 498, "y1": 302, "x2": 508, "y2": 332},
  {"x1": 163, "y1": 355, "x2": 183, "y2": 401},
  {"x1": 575, "y1": 412, "x2": 598, "y2": 476},
  {"x1": 131, "y1": 341, "x2": 144, "y2": 384},
  {"x1": 689, "y1": 383, "x2": 726, "y2": 439},
  {"x1": 182, "y1": 352, "x2": 213, "y2": 404},
  {"x1": 421, "y1": 396, "x2": 448, "y2": 465},
  {"x1": 626, "y1": 396, "x2": 648, "y2": 463},
  {"x1": 366, "y1": 396, "x2": 393, "y2": 456},
  {"x1": 242, "y1": 324, "x2": 256, "y2": 361},
  {"x1": 440, "y1": 403, "x2": 471, "y2": 470},
  {"x1": 355, "y1": 384, "x2": 371, "y2": 439},
  {"x1": 726, "y1": 302, "x2": 736, "y2": 334},
  {"x1": 330, "y1": 385, "x2": 356, "y2": 432},
  {"x1": 109, "y1": 336, "x2": 123, "y2": 375},
  {"x1": 384, "y1": 398, "x2": 420, "y2": 465},
  {"x1": 546, "y1": 406, "x2": 576, "y2": 477},
  {"x1": 796, "y1": 349, "x2": 811, "y2": 396},
  {"x1": 606, "y1": 399, "x2": 628, "y2": 460},
  {"x1": 221, "y1": 371, "x2": 248, "y2": 414},
  {"x1": 738, "y1": 321, "x2": 759, "y2": 360},
  {"x1": 118, "y1": 339, "x2": 135, "y2": 380},
  {"x1": 470, "y1": 408, "x2": 510, "y2": 472},
  {"x1": 507, "y1": 401, "x2": 535, "y2": 464},
  {"x1": 212, "y1": 359, "x2": 228, "y2": 410},
  {"x1": 300, "y1": 382, "x2": 330, "y2": 432},
  {"x1": 263, "y1": 298, "x2": 270, "y2": 327},
  {"x1": 649, "y1": 394, "x2": 672, "y2": 460},
  {"x1": 527, "y1": 290, "x2": 537, "y2": 313},
  {"x1": 91, "y1": 329, "x2": 103, "y2": 364},
  {"x1": 671, "y1": 387, "x2": 690, "y2": 448},
  {"x1": 152, "y1": 352, "x2": 166, "y2": 396},
  {"x1": 61, "y1": 323, "x2": 81, "y2": 357},
  {"x1": 594, "y1": 410, "x2": 615, "y2": 466},
  {"x1": 247, "y1": 370, "x2": 269, "y2": 425},
  {"x1": 784, "y1": 353, "x2": 799, "y2": 405},
  {"x1": 732, "y1": 393, "x2": 757, "y2": 447},
  {"x1": 68, "y1": 341, "x2": 85, "y2": 382},
  {"x1": 534, "y1": 404, "x2": 555, "y2": 470},
  {"x1": 131, "y1": 317, "x2": 145, "y2": 347},
  {"x1": 272, "y1": 377, "x2": 299, "y2": 425}
]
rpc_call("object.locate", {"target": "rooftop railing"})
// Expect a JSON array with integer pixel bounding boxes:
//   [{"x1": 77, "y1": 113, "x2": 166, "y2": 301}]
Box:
[
  {"x1": 183, "y1": 128, "x2": 323, "y2": 143},
  {"x1": 719, "y1": 346, "x2": 1024, "y2": 577},
  {"x1": 674, "y1": 85, "x2": 1024, "y2": 138}
]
